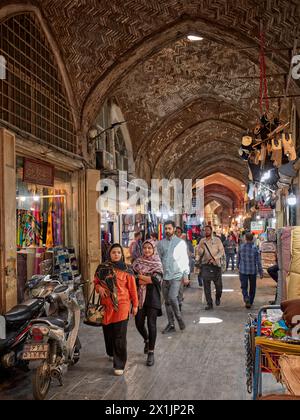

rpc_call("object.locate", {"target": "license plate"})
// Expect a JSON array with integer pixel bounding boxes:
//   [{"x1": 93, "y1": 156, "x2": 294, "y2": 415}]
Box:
[{"x1": 22, "y1": 344, "x2": 49, "y2": 360}]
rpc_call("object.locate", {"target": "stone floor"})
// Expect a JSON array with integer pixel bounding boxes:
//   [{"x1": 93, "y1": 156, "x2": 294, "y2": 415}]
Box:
[{"x1": 0, "y1": 272, "x2": 285, "y2": 400}]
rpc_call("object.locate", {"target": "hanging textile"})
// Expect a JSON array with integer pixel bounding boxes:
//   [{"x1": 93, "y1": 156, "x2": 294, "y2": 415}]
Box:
[
  {"x1": 271, "y1": 136, "x2": 283, "y2": 168},
  {"x1": 46, "y1": 195, "x2": 54, "y2": 248},
  {"x1": 282, "y1": 133, "x2": 297, "y2": 161},
  {"x1": 16, "y1": 210, "x2": 42, "y2": 248}
]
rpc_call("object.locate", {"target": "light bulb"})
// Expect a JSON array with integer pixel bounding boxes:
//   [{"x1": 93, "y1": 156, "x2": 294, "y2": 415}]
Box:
[
  {"x1": 187, "y1": 35, "x2": 204, "y2": 41},
  {"x1": 288, "y1": 194, "x2": 297, "y2": 206}
]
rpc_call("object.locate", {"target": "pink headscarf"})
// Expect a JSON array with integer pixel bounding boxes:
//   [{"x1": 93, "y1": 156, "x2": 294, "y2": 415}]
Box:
[
  {"x1": 132, "y1": 240, "x2": 163, "y2": 275},
  {"x1": 132, "y1": 240, "x2": 163, "y2": 309}
]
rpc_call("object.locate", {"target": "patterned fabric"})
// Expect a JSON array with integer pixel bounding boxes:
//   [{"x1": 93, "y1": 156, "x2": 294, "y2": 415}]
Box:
[
  {"x1": 238, "y1": 243, "x2": 263, "y2": 276},
  {"x1": 132, "y1": 240, "x2": 163, "y2": 308}
]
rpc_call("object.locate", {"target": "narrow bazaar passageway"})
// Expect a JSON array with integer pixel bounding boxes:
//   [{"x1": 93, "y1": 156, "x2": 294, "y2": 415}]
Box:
[{"x1": 0, "y1": 273, "x2": 280, "y2": 401}]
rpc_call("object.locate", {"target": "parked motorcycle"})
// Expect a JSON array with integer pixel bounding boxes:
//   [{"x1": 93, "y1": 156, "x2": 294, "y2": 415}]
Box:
[
  {"x1": 0, "y1": 276, "x2": 62, "y2": 372},
  {"x1": 22, "y1": 277, "x2": 83, "y2": 400}
]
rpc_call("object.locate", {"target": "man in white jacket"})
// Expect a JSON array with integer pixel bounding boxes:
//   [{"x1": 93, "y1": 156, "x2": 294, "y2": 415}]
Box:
[{"x1": 157, "y1": 221, "x2": 190, "y2": 334}]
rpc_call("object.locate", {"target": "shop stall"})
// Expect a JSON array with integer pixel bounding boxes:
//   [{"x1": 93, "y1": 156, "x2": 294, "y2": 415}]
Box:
[{"x1": 16, "y1": 157, "x2": 80, "y2": 303}]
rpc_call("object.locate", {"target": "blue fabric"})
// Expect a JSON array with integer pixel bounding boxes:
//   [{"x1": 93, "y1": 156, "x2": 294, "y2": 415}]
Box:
[{"x1": 237, "y1": 243, "x2": 263, "y2": 276}]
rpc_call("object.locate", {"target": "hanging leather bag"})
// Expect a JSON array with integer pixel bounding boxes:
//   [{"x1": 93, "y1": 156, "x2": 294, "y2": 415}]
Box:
[{"x1": 84, "y1": 286, "x2": 105, "y2": 327}]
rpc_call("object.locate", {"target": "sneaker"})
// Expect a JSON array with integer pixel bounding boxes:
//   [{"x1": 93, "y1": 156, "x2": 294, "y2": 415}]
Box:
[
  {"x1": 146, "y1": 352, "x2": 155, "y2": 367},
  {"x1": 162, "y1": 324, "x2": 176, "y2": 334},
  {"x1": 205, "y1": 305, "x2": 213, "y2": 311},
  {"x1": 114, "y1": 369, "x2": 124, "y2": 376},
  {"x1": 178, "y1": 319, "x2": 186, "y2": 331}
]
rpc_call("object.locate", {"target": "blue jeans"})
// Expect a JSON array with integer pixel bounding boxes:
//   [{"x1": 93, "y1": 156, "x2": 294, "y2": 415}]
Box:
[
  {"x1": 240, "y1": 273, "x2": 257, "y2": 305},
  {"x1": 226, "y1": 254, "x2": 235, "y2": 270}
]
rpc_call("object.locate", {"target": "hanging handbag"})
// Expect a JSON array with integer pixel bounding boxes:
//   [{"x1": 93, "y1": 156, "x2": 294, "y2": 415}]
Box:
[
  {"x1": 202, "y1": 242, "x2": 222, "y2": 277},
  {"x1": 84, "y1": 286, "x2": 105, "y2": 327}
]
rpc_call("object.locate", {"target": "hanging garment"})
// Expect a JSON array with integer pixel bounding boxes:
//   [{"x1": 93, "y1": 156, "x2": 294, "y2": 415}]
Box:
[
  {"x1": 271, "y1": 137, "x2": 283, "y2": 168},
  {"x1": 254, "y1": 149, "x2": 261, "y2": 165},
  {"x1": 46, "y1": 197, "x2": 54, "y2": 248},
  {"x1": 267, "y1": 141, "x2": 273, "y2": 155},
  {"x1": 282, "y1": 133, "x2": 297, "y2": 162},
  {"x1": 287, "y1": 227, "x2": 300, "y2": 300},
  {"x1": 259, "y1": 144, "x2": 267, "y2": 168}
]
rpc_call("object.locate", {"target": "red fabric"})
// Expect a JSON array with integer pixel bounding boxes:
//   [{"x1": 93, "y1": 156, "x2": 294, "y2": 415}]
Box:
[{"x1": 94, "y1": 269, "x2": 138, "y2": 325}]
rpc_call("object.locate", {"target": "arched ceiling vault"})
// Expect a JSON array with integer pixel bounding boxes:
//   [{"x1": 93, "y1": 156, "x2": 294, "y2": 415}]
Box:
[
  {"x1": 205, "y1": 196, "x2": 232, "y2": 210},
  {"x1": 1, "y1": 0, "x2": 299, "y2": 188}
]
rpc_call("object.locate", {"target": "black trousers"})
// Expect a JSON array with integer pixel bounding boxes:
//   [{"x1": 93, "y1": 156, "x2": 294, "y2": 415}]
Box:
[
  {"x1": 103, "y1": 320, "x2": 128, "y2": 370},
  {"x1": 202, "y1": 265, "x2": 223, "y2": 307},
  {"x1": 135, "y1": 306, "x2": 159, "y2": 351}
]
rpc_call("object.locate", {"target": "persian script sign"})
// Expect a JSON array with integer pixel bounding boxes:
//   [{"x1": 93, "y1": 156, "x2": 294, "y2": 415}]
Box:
[{"x1": 23, "y1": 158, "x2": 54, "y2": 187}]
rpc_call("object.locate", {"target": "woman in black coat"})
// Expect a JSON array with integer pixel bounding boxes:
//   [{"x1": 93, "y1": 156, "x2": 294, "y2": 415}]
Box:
[{"x1": 133, "y1": 240, "x2": 163, "y2": 367}]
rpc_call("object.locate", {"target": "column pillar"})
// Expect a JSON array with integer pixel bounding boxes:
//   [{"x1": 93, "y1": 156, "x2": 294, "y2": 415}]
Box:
[
  {"x1": 78, "y1": 169, "x2": 101, "y2": 294},
  {"x1": 0, "y1": 129, "x2": 17, "y2": 313}
]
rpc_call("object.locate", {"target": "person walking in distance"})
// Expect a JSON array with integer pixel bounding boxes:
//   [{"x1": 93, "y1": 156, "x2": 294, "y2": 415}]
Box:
[
  {"x1": 237, "y1": 233, "x2": 264, "y2": 309},
  {"x1": 223, "y1": 235, "x2": 237, "y2": 271},
  {"x1": 157, "y1": 221, "x2": 190, "y2": 334},
  {"x1": 198, "y1": 226, "x2": 225, "y2": 311},
  {"x1": 129, "y1": 232, "x2": 143, "y2": 262}
]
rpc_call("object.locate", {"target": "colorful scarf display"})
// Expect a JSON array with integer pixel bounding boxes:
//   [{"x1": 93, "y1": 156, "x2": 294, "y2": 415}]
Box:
[{"x1": 16, "y1": 210, "x2": 42, "y2": 247}]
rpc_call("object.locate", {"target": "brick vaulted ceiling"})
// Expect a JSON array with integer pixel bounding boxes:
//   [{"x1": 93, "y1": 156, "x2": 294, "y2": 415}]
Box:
[{"x1": 1, "y1": 0, "x2": 300, "y2": 185}]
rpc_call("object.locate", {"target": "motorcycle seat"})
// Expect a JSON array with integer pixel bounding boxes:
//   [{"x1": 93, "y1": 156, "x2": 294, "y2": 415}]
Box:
[
  {"x1": 34, "y1": 317, "x2": 65, "y2": 329},
  {"x1": 5, "y1": 299, "x2": 43, "y2": 324}
]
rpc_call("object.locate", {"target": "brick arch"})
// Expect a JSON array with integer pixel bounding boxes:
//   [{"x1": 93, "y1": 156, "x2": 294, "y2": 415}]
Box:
[
  {"x1": 81, "y1": 13, "x2": 297, "y2": 132},
  {"x1": 182, "y1": 155, "x2": 248, "y2": 183},
  {"x1": 156, "y1": 121, "x2": 244, "y2": 179}
]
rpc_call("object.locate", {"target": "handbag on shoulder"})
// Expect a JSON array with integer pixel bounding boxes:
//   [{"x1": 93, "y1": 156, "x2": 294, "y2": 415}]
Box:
[{"x1": 84, "y1": 286, "x2": 105, "y2": 327}]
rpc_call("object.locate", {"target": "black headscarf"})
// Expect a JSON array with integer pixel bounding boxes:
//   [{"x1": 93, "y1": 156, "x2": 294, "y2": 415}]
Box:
[
  {"x1": 94, "y1": 244, "x2": 133, "y2": 312},
  {"x1": 107, "y1": 243, "x2": 134, "y2": 274}
]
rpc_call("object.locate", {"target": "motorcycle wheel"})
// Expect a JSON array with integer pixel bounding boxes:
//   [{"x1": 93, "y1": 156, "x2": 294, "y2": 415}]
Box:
[{"x1": 32, "y1": 362, "x2": 51, "y2": 400}]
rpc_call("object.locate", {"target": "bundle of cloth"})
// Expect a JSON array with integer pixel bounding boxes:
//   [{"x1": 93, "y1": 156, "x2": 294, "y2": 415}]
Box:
[
  {"x1": 261, "y1": 241, "x2": 277, "y2": 253},
  {"x1": 281, "y1": 227, "x2": 293, "y2": 301},
  {"x1": 261, "y1": 252, "x2": 277, "y2": 269},
  {"x1": 287, "y1": 227, "x2": 300, "y2": 300},
  {"x1": 279, "y1": 355, "x2": 300, "y2": 396}
]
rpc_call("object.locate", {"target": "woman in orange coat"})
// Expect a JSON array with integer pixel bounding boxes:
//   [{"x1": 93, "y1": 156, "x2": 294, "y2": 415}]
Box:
[{"x1": 94, "y1": 243, "x2": 138, "y2": 376}]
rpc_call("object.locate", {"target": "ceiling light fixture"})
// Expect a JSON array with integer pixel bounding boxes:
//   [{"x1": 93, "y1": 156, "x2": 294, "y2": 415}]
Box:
[{"x1": 187, "y1": 35, "x2": 204, "y2": 42}]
